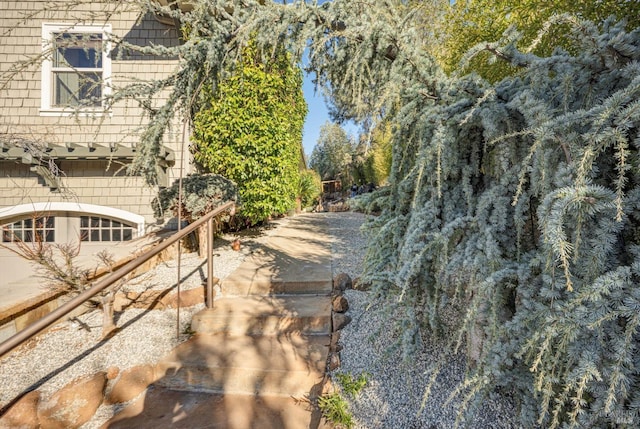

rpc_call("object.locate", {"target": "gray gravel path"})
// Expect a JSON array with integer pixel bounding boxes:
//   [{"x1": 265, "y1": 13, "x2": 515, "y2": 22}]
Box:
[{"x1": 0, "y1": 212, "x2": 518, "y2": 428}]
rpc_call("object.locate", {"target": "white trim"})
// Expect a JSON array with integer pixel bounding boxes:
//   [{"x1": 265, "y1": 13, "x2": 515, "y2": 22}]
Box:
[
  {"x1": 40, "y1": 23, "x2": 112, "y2": 116},
  {"x1": 0, "y1": 202, "x2": 145, "y2": 237}
]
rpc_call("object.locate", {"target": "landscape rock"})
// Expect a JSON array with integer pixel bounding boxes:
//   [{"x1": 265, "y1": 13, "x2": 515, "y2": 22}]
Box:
[
  {"x1": 321, "y1": 377, "x2": 335, "y2": 395},
  {"x1": 333, "y1": 273, "x2": 352, "y2": 294},
  {"x1": 328, "y1": 353, "x2": 341, "y2": 371},
  {"x1": 332, "y1": 295, "x2": 349, "y2": 313},
  {"x1": 38, "y1": 372, "x2": 106, "y2": 429},
  {"x1": 106, "y1": 366, "x2": 120, "y2": 380},
  {"x1": 160, "y1": 286, "x2": 205, "y2": 309},
  {"x1": 330, "y1": 331, "x2": 343, "y2": 353},
  {"x1": 231, "y1": 239, "x2": 241, "y2": 251},
  {"x1": 332, "y1": 313, "x2": 352, "y2": 331},
  {"x1": 0, "y1": 390, "x2": 40, "y2": 429},
  {"x1": 106, "y1": 365, "x2": 155, "y2": 405}
]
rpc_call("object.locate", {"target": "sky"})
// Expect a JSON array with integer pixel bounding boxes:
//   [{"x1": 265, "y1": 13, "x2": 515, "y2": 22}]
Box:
[
  {"x1": 299, "y1": 0, "x2": 359, "y2": 160},
  {"x1": 301, "y1": 71, "x2": 360, "y2": 159},
  {"x1": 301, "y1": 72, "x2": 332, "y2": 157}
]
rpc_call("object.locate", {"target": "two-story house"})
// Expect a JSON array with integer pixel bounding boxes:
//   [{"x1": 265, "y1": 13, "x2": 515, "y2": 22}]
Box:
[{"x1": 0, "y1": 1, "x2": 188, "y2": 285}]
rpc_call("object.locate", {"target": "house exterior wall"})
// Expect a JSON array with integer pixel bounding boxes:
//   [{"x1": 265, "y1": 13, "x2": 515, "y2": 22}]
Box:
[{"x1": 0, "y1": 0, "x2": 187, "y2": 231}]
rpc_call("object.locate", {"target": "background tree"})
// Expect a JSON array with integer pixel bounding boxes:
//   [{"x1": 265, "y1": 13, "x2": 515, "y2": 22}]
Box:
[
  {"x1": 367, "y1": 120, "x2": 393, "y2": 186},
  {"x1": 349, "y1": 137, "x2": 371, "y2": 186},
  {"x1": 191, "y1": 41, "x2": 307, "y2": 225},
  {"x1": 309, "y1": 122, "x2": 354, "y2": 187},
  {"x1": 437, "y1": 0, "x2": 640, "y2": 81},
  {"x1": 298, "y1": 169, "x2": 322, "y2": 210}
]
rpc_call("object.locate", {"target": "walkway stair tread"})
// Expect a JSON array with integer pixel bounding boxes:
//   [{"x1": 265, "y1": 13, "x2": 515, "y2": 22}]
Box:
[
  {"x1": 104, "y1": 388, "x2": 331, "y2": 429},
  {"x1": 191, "y1": 295, "x2": 332, "y2": 336},
  {"x1": 157, "y1": 333, "x2": 328, "y2": 374},
  {"x1": 221, "y1": 216, "x2": 333, "y2": 297}
]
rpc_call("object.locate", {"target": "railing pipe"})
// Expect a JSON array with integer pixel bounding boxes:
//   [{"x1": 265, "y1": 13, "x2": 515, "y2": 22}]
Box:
[
  {"x1": 206, "y1": 216, "x2": 214, "y2": 308},
  {"x1": 0, "y1": 201, "x2": 235, "y2": 358}
]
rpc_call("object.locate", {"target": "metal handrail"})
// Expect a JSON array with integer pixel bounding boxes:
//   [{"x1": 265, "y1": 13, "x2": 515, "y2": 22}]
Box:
[{"x1": 0, "y1": 201, "x2": 235, "y2": 357}]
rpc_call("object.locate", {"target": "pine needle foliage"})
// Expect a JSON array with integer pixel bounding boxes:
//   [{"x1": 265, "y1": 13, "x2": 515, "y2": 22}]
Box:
[
  {"x1": 66, "y1": 1, "x2": 640, "y2": 426},
  {"x1": 356, "y1": 16, "x2": 640, "y2": 429}
]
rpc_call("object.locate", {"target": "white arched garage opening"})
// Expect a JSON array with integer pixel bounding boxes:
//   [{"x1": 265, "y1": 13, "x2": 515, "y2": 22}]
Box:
[{"x1": 0, "y1": 202, "x2": 145, "y2": 243}]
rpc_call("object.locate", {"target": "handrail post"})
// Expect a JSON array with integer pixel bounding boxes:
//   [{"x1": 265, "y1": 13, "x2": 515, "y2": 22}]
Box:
[{"x1": 206, "y1": 216, "x2": 214, "y2": 308}]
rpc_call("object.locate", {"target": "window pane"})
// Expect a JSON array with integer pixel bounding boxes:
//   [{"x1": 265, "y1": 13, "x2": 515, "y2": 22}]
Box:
[
  {"x1": 23, "y1": 230, "x2": 33, "y2": 242},
  {"x1": 2, "y1": 230, "x2": 11, "y2": 242},
  {"x1": 23, "y1": 218, "x2": 32, "y2": 228},
  {"x1": 101, "y1": 218, "x2": 110, "y2": 227},
  {"x1": 90, "y1": 230, "x2": 99, "y2": 241},
  {"x1": 112, "y1": 220, "x2": 121, "y2": 228},
  {"x1": 53, "y1": 33, "x2": 102, "y2": 68},
  {"x1": 101, "y1": 230, "x2": 110, "y2": 241},
  {"x1": 123, "y1": 229, "x2": 132, "y2": 241},
  {"x1": 80, "y1": 216, "x2": 88, "y2": 228},
  {"x1": 80, "y1": 230, "x2": 89, "y2": 242},
  {"x1": 53, "y1": 72, "x2": 78, "y2": 105},
  {"x1": 13, "y1": 231, "x2": 22, "y2": 241},
  {"x1": 91, "y1": 217, "x2": 99, "y2": 228},
  {"x1": 53, "y1": 72, "x2": 101, "y2": 107},
  {"x1": 112, "y1": 229, "x2": 121, "y2": 241},
  {"x1": 45, "y1": 230, "x2": 55, "y2": 242},
  {"x1": 46, "y1": 217, "x2": 55, "y2": 228}
]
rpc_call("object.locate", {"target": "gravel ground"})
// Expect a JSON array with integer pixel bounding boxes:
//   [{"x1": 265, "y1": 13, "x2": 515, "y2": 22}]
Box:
[{"x1": 0, "y1": 211, "x2": 518, "y2": 428}]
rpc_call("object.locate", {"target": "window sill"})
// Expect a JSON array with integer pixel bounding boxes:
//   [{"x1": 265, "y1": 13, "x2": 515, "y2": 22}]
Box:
[{"x1": 39, "y1": 108, "x2": 112, "y2": 117}]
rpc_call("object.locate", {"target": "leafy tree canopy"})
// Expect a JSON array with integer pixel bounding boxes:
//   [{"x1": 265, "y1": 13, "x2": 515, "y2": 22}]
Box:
[
  {"x1": 309, "y1": 121, "x2": 354, "y2": 184},
  {"x1": 437, "y1": 0, "x2": 640, "y2": 81},
  {"x1": 191, "y1": 40, "x2": 306, "y2": 224},
  {"x1": 368, "y1": 119, "x2": 393, "y2": 186}
]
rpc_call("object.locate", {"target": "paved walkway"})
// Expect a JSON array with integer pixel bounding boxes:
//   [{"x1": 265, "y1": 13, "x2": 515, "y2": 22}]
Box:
[{"x1": 103, "y1": 213, "x2": 335, "y2": 429}]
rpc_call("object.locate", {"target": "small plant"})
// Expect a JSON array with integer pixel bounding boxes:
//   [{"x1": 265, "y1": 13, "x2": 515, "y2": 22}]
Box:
[
  {"x1": 0, "y1": 232, "x2": 125, "y2": 338},
  {"x1": 182, "y1": 324, "x2": 196, "y2": 337},
  {"x1": 336, "y1": 372, "x2": 369, "y2": 397},
  {"x1": 318, "y1": 392, "x2": 353, "y2": 429},
  {"x1": 318, "y1": 372, "x2": 369, "y2": 428}
]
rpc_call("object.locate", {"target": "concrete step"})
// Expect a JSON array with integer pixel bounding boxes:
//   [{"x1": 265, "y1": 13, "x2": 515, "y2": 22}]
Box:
[
  {"x1": 220, "y1": 215, "x2": 333, "y2": 297},
  {"x1": 104, "y1": 387, "x2": 331, "y2": 429},
  {"x1": 191, "y1": 295, "x2": 332, "y2": 336},
  {"x1": 220, "y1": 262, "x2": 332, "y2": 296},
  {"x1": 154, "y1": 333, "x2": 329, "y2": 398},
  {"x1": 222, "y1": 278, "x2": 332, "y2": 296}
]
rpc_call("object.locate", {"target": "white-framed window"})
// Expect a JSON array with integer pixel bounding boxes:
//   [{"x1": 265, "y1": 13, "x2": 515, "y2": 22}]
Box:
[
  {"x1": 41, "y1": 23, "x2": 112, "y2": 115},
  {"x1": 79, "y1": 216, "x2": 136, "y2": 242},
  {"x1": 2, "y1": 216, "x2": 55, "y2": 243}
]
